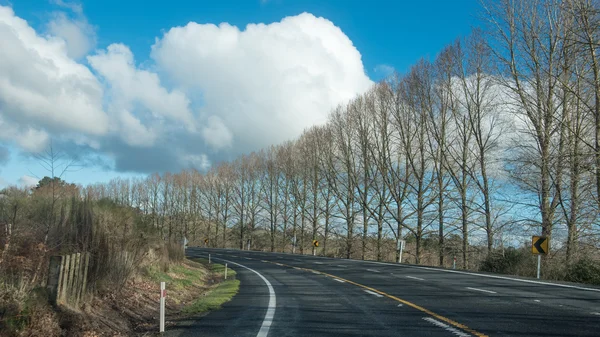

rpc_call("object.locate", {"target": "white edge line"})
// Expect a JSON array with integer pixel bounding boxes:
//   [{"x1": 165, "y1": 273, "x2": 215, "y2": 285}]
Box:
[
  {"x1": 193, "y1": 248, "x2": 600, "y2": 293},
  {"x1": 406, "y1": 276, "x2": 425, "y2": 281},
  {"x1": 362, "y1": 261, "x2": 600, "y2": 293},
  {"x1": 333, "y1": 278, "x2": 345, "y2": 283},
  {"x1": 215, "y1": 257, "x2": 276, "y2": 337},
  {"x1": 466, "y1": 287, "x2": 497, "y2": 294},
  {"x1": 364, "y1": 289, "x2": 384, "y2": 298}
]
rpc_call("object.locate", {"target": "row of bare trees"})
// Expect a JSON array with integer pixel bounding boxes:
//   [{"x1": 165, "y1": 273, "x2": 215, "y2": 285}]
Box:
[{"x1": 84, "y1": 0, "x2": 600, "y2": 268}]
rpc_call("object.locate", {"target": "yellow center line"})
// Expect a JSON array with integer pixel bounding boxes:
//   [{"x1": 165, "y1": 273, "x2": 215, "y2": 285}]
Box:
[{"x1": 262, "y1": 260, "x2": 488, "y2": 337}]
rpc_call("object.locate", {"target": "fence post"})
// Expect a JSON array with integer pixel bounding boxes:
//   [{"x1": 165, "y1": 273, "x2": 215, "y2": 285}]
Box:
[
  {"x1": 79, "y1": 253, "x2": 90, "y2": 304},
  {"x1": 70, "y1": 253, "x2": 81, "y2": 305},
  {"x1": 59, "y1": 254, "x2": 71, "y2": 305},
  {"x1": 46, "y1": 256, "x2": 63, "y2": 305},
  {"x1": 160, "y1": 282, "x2": 166, "y2": 333}
]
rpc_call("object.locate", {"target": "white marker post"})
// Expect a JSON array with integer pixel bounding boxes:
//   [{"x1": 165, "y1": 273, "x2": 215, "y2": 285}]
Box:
[
  {"x1": 536, "y1": 255, "x2": 541, "y2": 279},
  {"x1": 225, "y1": 263, "x2": 228, "y2": 280},
  {"x1": 397, "y1": 240, "x2": 405, "y2": 263},
  {"x1": 160, "y1": 282, "x2": 166, "y2": 333},
  {"x1": 209, "y1": 254, "x2": 211, "y2": 264}
]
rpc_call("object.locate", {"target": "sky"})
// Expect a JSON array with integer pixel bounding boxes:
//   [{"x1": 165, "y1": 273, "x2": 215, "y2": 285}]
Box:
[{"x1": 0, "y1": 0, "x2": 482, "y2": 188}]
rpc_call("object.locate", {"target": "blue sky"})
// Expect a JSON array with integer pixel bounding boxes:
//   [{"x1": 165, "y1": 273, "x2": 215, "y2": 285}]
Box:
[{"x1": 0, "y1": 0, "x2": 482, "y2": 188}]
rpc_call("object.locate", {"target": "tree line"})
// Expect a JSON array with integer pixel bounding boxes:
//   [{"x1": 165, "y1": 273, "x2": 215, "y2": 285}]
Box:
[
  {"x1": 79, "y1": 0, "x2": 600, "y2": 270},
  {"x1": 3, "y1": 1, "x2": 600, "y2": 281}
]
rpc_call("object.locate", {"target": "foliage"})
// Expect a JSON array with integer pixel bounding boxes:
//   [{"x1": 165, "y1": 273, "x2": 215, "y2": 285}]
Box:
[
  {"x1": 182, "y1": 279, "x2": 240, "y2": 314},
  {"x1": 564, "y1": 258, "x2": 600, "y2": 286}
]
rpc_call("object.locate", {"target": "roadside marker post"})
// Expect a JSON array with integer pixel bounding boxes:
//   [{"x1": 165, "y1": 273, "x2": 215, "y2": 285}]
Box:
[
  {"x1": 397, "y1": 240, "x2": 405, "y2": 263},
  {"x1": 160, "y1": 282, "x2": 166, "y2": 333},
  {"x1": 532, "y1": 236, "x2": 549, "y2": 279},
  {"x1": 209, "y1": 254, "x2": 211, "y2": 264},
  {"x1": 225, "y1": 263, "x2": 228, "y2": 280}
]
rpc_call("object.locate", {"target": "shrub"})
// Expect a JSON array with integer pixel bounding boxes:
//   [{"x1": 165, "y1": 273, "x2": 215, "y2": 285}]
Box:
[
  {"x1": 564, "y1": 258, "x2": 600, "y2": 285},
  {"x1": 479, "y1": 248, "x2": 531, "y2": 275}
]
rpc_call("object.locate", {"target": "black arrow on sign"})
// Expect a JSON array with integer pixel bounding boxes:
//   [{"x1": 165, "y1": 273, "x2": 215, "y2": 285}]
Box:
[{"x1": 534, "y1": 237, "x2": 547, "y2": 254}]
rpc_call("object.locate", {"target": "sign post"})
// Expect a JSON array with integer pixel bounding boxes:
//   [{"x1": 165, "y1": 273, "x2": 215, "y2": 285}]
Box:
[
  {"x1": 532, "y1": 236, "x2": 549, "y2": 279},
  {"x1": 160, "y1": 282, "x2": 166, "y2": 333}
]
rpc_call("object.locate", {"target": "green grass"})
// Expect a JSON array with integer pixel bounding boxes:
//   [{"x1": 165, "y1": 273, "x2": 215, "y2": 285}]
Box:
[
  {"x1": 182, "y1": 278, "x2": 240, "y2": 314},
  {"x1": 194, "y1": 258, "x2": 238, "y2": 278},
  {"x1": 144, "y1": 261, "x2": 208, "y2": 291},
  {"x1": 143, "y1": 259, "x2": 240, "y2": 314}
]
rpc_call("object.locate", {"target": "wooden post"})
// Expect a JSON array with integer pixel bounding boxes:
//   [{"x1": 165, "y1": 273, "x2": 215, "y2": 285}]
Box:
[
  {"x1": 78, "y1": 253, "x2": 90, "y2": 305},
  {"x1": 59, "y1": 254, "x2": 71, "y2": 305},
  {"x1": 66, "y1": 253, "x2": 77, "y2": 305},
  {"x1": 46, "y1": 256, "x2": 62, "y2": 305}
]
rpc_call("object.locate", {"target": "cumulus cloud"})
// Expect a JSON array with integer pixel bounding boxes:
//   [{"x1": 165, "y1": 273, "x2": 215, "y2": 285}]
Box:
[
  {"x1": 151, "y1": 12, "x2": 373, "y2": 155},
  {"x1": 47, "y1": 11, "x2": 96, "y2": 59},
  {"x1": 0, "y1": 6, "x2": 372, "y2": 175},
  {"x1": 88, "y1": 43, "x2": 196, "y2": 142},
  {"x1": 0, "y1": 6, "x2": 108, "y2": 151},
  {"x1": 18, "y1": 175, "x2": 38, "y2": 188}
]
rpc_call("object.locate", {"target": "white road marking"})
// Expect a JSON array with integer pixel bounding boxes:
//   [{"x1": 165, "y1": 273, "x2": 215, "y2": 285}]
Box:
[
  {"x1": 366, "y1": 268, "x2": 380, "y2": 273},
  {"x1": 423, "y1": 317, "x2": 471, "y2": 337},
  {"x1": 534, "y1": 299, "x2": 541, "y2": 302},
  {"x1": 466, "y1": 287, "x2": 497, "y2": 294},
  {"x1": 333, "y1": 278, "x2": 346, "y2": 283},
  {"x1": 336, "y1": 265, "x2": 347, "y2": 268},
  {"x1": 592, "y1": 312, "x2": 600, "y2": 316},
  {"x1": 361, "y1": 260, "x2": 600, "y2": 293},
  {"x1": 397, "y1": 304, "x2": 403, "y2": 307},
  {"x1": 215, "y1": 258, "x2": 276, "y2": 337},
  {"x1": 364, "y1": 290, "x2": 384, "y2": 298},
  {"x1": 406, "y1": 276, "x2": 425, "y2": 281},
  {"x1": 314, "y1": 261, "x2": 324, "y2": 264},
  {"x1": 311, "y1": 271, "x2": 321, "y2": 275}
]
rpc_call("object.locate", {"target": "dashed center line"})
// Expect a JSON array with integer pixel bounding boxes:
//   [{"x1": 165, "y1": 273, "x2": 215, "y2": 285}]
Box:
[
  {"x1": 314, "y1": 261, "x2": 324, "y2": 264},
  {"x1": 364, "y1": 290, "x2": 384, "y2": 298},
  {"x1": 466, "y1": 287, "x2": 497, "y2": 294},
  {"x1": 592, "y1": 312, "x2": 600, "y2": 316},
  {"x1": 333, "y1": 278, "x2": 346, "y2": 283},
  {"x1": 423, "y1": 317, "x2": 471, "y2": 337},
  {"x1": 336, "y1": 265, "x2": 347, "y2": 268},
  {"x1": 406, "y1": 276, "x2": 425, "y2": 281},
  {"x1": 366, "y1": 268, "x2": 381, "y2": 273}
]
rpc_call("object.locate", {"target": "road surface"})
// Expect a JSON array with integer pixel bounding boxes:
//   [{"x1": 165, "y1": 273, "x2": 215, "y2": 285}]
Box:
[{"x1": 170, "y1": 247, "x2": 600, "y2": 337}]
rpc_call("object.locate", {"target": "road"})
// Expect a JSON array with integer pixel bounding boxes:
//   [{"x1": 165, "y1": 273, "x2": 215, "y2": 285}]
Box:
[{"x1": 171, "y1": 247, "x2": 600, "y2": 337}]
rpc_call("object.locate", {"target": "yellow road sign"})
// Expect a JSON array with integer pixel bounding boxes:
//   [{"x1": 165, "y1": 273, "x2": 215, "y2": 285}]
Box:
[
  {"x1": 313, "y1": 240, "x2": 319, "y2": 247},
  {"x1": 532, "y1": 236, "x2": 548, "y2": 255}
]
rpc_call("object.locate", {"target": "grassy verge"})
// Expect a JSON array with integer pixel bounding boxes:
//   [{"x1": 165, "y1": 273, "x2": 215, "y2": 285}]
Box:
[{"x1": 181, "y1": 258, "x2": 240, "y2": 314}]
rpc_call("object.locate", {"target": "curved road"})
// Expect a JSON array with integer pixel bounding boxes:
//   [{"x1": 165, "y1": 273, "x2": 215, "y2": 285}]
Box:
[{"x1": 170, "y1": 247, "x2": 600, "y2": 337}]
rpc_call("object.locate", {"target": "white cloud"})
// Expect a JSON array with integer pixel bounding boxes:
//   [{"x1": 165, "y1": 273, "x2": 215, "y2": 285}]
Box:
[
  {"x1": 151, "y1": 12, "x2": 373, "y2": 154},
  {"x1": 0, "y1": 6, "x2": 373, "y2": 175},
  {"x1": 0, "y1": 5, "x2": 109, "y2": 151},
  {"x1": 202, "y1": 116, "x2": 233, "y2": 150},
  {"x1": 47, "y1": 11, "x2": 96, "y2": 59},
  {"x1": 18, "y1": 175, "x2": 38, "y2": 188},
  {"x1": 88, "y1": 43, "x2": 196, "y2": 146},
  {"x1": 374, "y1": 64, "x2": 395, "y2": 77}
]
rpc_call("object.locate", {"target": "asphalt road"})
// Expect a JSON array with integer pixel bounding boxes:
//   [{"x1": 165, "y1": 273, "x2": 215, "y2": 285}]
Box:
[{"x1": 171, "y1": 247, "x2": 600, "y2": 337}]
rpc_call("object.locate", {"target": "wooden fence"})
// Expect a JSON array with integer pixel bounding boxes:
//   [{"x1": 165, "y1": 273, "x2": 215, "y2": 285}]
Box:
[{"x1": 46, "y1": 252, "x2": 90, "y2": 307}]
